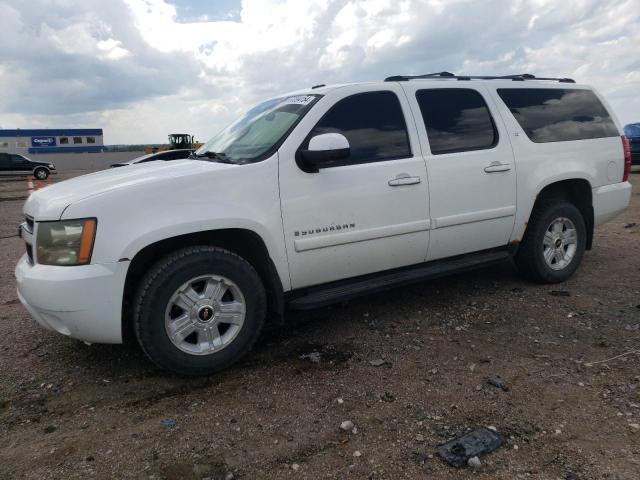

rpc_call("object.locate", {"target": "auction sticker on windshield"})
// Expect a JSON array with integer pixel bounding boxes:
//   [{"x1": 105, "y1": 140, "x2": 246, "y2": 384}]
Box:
[{"x1": 281, "y1": 95, "x2": 315, "y2": 105}]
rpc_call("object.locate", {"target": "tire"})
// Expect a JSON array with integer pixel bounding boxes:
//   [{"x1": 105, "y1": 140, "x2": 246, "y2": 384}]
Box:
[
  {"x1": 515, "y1": 199, "x2": 586, "y2": 283},
  {"x1": 134, "y1": 246, "x2": 267, "y2": 376},
  {"x1": 33, "y1": 168, "x2": 49, "y2": 180}
]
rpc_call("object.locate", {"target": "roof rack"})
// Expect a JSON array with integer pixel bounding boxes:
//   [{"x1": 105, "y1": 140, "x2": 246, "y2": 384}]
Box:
[{"x1": 384, "y1": 71, "x2": 575, "y2": 83}]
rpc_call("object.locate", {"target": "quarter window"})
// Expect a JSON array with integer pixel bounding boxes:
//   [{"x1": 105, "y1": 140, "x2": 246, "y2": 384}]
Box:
[
  {"x1": 497, "y1": 88, "x2": 618, "y2": 143},
  {"x1": 306, "y1": 91, "x2": 411, "y2": 165},
  {"x1": 416, "y1": 88, "x2": 497, "y2": 155}
]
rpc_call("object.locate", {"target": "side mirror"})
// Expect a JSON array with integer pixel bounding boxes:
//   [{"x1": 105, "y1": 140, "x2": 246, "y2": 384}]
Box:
[{"x1": 299, "y1": 133, "x2": 350, "y2": 172}]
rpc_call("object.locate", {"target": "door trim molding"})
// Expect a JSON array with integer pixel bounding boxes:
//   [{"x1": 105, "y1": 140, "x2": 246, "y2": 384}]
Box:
[
  {"x1": 432, "y1": 205, "x2": 516, "y2": 229},
  {"x1": 294, "y1": 219, "x2": 431, "y2": 252}
]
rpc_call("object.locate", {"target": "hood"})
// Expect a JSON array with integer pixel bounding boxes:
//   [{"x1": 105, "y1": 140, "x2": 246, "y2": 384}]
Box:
[{"x1": 24, "y1": 159, "x2": 228, "y2": 220}]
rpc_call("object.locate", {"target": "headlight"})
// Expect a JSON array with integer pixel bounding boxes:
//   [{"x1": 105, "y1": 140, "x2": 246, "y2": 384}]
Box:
[{"x1": 36, "y1": 218, "x2": 97, "y2": 266}]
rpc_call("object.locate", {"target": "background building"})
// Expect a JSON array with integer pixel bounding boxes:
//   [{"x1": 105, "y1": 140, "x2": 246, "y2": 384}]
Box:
[{"x1": 0, "y1": 129, "x2": 104, "y2": 155}]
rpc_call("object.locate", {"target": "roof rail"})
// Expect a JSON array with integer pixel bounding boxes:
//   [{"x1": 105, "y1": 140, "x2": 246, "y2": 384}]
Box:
[{"x1": 384, "y1": 72, "x2": 575, "y2": 83}]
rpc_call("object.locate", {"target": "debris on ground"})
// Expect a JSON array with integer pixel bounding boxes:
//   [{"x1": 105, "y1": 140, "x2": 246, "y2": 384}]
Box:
[
  {"x1": 340, "y1": 420, "x2": 354, "y2": 431},
  {"x1": 436, "y1": 427, "x2": 504, "y2": 468},
  {"x1": 378, "y1": 391, "x2": 395, "y2": 402},
  {"x1": 623, "y1": 222, "x2": 637, "y2": 228},
  {"x1": 160, "y1": 419, "x2": 177, "y2": 428},
  {"x1": 487, "y1": 376, "x2": 509, "y2": 391},
  {"x1": 549, "y1": 290, "x2": 571, "y2": 297},
  {"x1": 43, "y1": 425, "x2": 56, "y2": 434},
  {"x1": 369, "y1": 358, "x2": 390, "y2": 367},
  {"x1": 467, "y1": 456, "x2": 482, "y2": 468},
  {"x1": 299, "y1": 351, "x2": 321, "y2": 364}
]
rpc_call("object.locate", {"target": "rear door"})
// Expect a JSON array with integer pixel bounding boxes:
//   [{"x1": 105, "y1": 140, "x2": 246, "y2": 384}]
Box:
[
  {"x1": 402, "y1": 84, "x2": 517, "y2": 261},
  {"x1": 0, "y1": 153, "x2": 10, "y2": 172},
  {"x1": 10, "y1": 155, "x2": 32, "y2": 173},
  {"x1": 278, "y1": 85, "x2": 430, "y2": 289}
]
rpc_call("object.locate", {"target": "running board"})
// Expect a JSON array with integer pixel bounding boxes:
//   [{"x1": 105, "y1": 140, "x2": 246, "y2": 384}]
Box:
[{"x1": 286, "y1": 249, "x2": 511, "y2": 310}]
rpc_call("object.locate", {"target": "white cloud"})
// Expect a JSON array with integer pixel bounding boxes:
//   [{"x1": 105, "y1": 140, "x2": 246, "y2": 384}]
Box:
[{"x1": 0, "y1": 0, "x2": 638, "y2": 144}]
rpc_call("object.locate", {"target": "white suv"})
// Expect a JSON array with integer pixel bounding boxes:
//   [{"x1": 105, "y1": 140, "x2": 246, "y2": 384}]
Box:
[{"x1": 16, "y1": 73, "x2": 632, "y2": 375}]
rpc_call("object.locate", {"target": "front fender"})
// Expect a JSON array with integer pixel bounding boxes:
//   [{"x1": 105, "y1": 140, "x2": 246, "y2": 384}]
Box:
[{"x1": 60, "y1": 156, "x2": 291, "y2": 290}]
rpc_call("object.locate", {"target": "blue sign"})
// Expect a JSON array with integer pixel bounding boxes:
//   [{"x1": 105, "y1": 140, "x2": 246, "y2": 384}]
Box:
[{"x1": 31, "y1": 136, "x2": 56, "y2": 147}]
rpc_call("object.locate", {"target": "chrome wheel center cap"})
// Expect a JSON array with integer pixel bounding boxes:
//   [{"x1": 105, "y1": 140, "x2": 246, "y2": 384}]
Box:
[{"x1": 197, "y1": 305, "x2": 216, "y2": 323}]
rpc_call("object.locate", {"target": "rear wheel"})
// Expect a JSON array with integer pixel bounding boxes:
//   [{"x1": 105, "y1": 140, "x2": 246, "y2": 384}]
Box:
[
  {"x1": 33, "y1": 167, "x2": 49, "y2": 180},
  {"x1": 515, "y1": 200, "x2": 586, "y2": 283},
  {"x1": 134, "y1": 246, "x2": 266, "y2": 376}
]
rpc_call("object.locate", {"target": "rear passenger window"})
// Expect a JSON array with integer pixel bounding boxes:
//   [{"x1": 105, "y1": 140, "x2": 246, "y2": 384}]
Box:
[
  {"x1": 497, "y1": 88, "x2": 618, "y2": 143},
  {"x1": 416, "y1": 88, "x2": 497, "y2": 155},
  {"x1": 306, "y1": 91, "x2": 411, "y2": 165}
]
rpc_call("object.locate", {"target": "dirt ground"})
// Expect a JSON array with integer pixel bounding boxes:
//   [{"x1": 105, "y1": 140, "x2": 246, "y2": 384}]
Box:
[{"x1": 0, "y1": 170, "x2": 639, "y2": 480}]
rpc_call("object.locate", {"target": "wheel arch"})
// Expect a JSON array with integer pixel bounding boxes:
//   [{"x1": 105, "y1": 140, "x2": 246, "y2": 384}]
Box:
[
  {"x1": 121, "y1": 228, "x2": 285, "y2": 343},
  {"x1": 528, "y1": 178, "x2": 594, "y2": 250}
]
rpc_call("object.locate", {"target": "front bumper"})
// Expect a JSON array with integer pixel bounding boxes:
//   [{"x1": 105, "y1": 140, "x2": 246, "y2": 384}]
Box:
[
  {"x1": 15, "y1": 255, "x2": 128, "y2": 344},
  {"x1": 593, "y1": 181, "x2": 632, "y2": 227}
]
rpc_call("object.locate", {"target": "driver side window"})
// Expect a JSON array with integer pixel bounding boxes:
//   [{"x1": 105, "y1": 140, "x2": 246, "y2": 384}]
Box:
[{"x1": 304, "y1": 91, "x2": 412, "y2": 166}]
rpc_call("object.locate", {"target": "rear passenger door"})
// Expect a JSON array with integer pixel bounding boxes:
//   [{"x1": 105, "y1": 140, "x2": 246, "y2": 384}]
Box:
[
  {"x1": 10, "y1": 155, "x2": 31, "y2": 173},
  {"x1": 0, "y1": 153, "x2": 10, "y2": 172},
  {"x1": 402, "y1": 85, "x2": 517, "y2": 261}
]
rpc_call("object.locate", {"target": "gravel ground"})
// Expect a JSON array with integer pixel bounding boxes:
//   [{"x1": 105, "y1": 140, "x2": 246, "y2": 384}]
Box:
[{"x1": 0, "y1": 171, "x2": 639, "y2": 480}]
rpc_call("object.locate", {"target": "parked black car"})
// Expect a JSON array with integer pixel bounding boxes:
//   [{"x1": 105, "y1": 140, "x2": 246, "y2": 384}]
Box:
[
  {"x1": 110, "y1": 149, "x2": 194, "y2": 168},
  {"x1": 624, "y1": 123, "x2": 640, "y2": 165},
  {"x1": 0, "y1": 153, "x2": 56, "y2": 179}
]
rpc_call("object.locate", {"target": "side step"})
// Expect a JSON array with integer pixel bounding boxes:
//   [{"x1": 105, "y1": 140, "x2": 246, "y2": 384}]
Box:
[{"x1": 286, "y1": 249, "x2": 512, "y2": 310}]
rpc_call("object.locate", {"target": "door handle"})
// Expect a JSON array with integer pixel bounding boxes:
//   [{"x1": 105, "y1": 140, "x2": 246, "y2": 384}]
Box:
[
  {"x1": 388, "y1": 174, "x2": 421, "y2": 186},
  {"x1": 484, "y1": 161, "x2": 511, "y2": 173}
]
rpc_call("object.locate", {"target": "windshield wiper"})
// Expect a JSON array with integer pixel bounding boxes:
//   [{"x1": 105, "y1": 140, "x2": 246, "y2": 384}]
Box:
[{"x1": 192, "y1": 151, "x2": 236, "y2": 164}]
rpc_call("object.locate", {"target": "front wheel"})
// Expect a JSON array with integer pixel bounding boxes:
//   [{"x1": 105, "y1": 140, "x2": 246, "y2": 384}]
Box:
[
  {"x1": 33, "y1": 167, "x2": 49, "y2": 180},
  {"x1": 134, "y1": 246, "x2": 266, "y2": 376},
  {"x1": 515, "y1": 200, "x2": 586, "y2": 283}
]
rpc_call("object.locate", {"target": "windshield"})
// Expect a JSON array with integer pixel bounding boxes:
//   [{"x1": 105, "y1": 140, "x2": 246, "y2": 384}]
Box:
[{"x1": 196, "y1": 94, "x2": 320, "y2": 162}]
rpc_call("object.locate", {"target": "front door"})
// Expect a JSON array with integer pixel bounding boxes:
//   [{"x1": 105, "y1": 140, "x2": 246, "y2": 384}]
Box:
[
  {"x1": 402, "y1": 84, "x2": 517, "y2": 261},
  {"x1": 278, "y1": 86, "x2": 430, "y2": 289}
]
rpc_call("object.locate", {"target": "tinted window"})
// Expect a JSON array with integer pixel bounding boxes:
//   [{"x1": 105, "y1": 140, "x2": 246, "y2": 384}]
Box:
[
  {"x1": 10, "y1": 155, "x2": 28, "y2": 165},
  {"x1": 307, "y1": 91, "x2": 411, "y2": 164},
  {"x1": 497, "y1": 88, "x2": 618, "y2": 143},
  {"x1": 60, "y1": 137, "x2": 69, "y2": 144},
  {"x1": 73, "y1": 137, "x2": 82, "y2": 144},
  {"x1": 416, "y1": 88, "x2": 497, "y2": 155}
]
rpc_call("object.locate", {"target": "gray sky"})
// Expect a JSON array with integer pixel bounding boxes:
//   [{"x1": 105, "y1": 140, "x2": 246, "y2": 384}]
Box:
[{"x1": 0, "y1": 0, "x2": 638, "y2": 144}]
